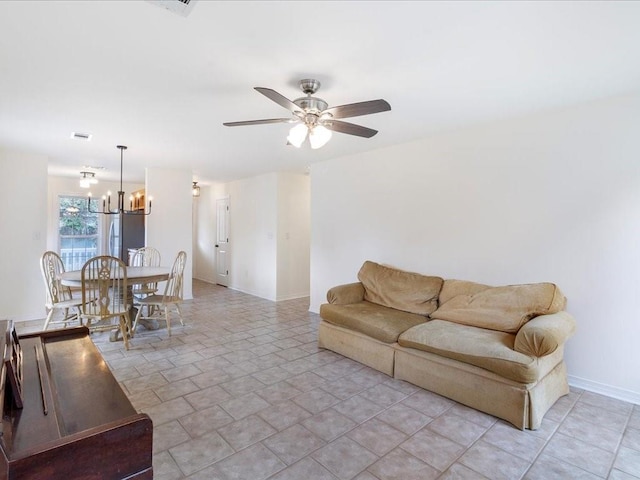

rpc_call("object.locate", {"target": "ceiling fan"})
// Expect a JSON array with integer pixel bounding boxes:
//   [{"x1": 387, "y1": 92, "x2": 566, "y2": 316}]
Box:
[{"x1": 223, "y1": 79, "x2": 391, "y2": 149}]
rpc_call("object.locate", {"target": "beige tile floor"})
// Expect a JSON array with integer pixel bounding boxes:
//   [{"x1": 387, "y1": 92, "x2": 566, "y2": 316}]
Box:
[{"x1": 19, "y1": 280, "x2": 640, "y2": 479}]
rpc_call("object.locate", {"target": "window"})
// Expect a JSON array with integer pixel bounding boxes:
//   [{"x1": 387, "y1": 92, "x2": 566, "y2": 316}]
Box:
[{"x1": 58, "y1": 196, "x2": 99, "y2": 270}]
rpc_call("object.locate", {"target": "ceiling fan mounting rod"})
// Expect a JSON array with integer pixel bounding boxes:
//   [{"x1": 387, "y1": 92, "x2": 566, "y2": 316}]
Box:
[{"x1": 298, "y1": 79, "x2": 321, "y2": 95}]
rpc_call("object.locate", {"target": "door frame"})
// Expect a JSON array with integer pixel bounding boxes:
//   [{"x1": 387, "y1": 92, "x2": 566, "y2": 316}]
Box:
[{"x1": 215, "y1": 196, "x2": 230, "y2": 286}]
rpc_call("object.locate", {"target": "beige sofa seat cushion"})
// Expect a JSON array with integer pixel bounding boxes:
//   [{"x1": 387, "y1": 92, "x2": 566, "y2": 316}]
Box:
[
  {"x1": 320, "y1": 301, "x2": 428, "y2": 344},
  {"x1": 357, "y1": 261, "x2": 443, "y2": 316},
  {"x1": 431, "y1": 280, "x2": 566, "y2": 333},
  {"x1": 398, "y1": 320, "x2": 546, "y2": 383}
]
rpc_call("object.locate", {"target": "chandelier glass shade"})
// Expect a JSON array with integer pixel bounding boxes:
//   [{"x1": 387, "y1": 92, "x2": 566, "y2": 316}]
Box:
[
  {"x1": 192, "y1": 181, "x2": 201, "y2": 197},
  {"x1": 88, "y1": 145, "x2": 151, "y2": 215}
]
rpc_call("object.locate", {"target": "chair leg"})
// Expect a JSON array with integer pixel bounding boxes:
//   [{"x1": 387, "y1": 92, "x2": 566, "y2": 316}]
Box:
[
  {"x1": 132, "y1": 306, "x2": 144, "y2": 338},
  {"x1": 165, "y1": 306, "x2": 171, "y2": 337},
  {"x1": 43, "y1": 309, "x2": 54, "y2": 331},
  {"x1": 75, "y1": 307, "x2": 84, "y2": 327},
  {"x1": 120, "y1": 315, "x2": 129, "y2": 350},
  {"x1": 67, "y1": 309, "x2": 82, "y2": 328},
  {"x1": 175, "y1": 304, "x2": 184, "y2": 326}
]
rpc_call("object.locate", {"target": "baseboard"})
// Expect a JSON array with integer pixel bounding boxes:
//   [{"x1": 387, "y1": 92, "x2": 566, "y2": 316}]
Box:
[
  {"x1": 568, "y1": 375, "x2": 640, "y2": 405},
  {"x1": 226, "y1": 286, "x2": 309, "y2": 303},
  {"x1": 227, "y1": 286, "x2": 276, "y2": 302},
  {"x1": 276, "y1": 292, "x2": 310, "y2": 302},
  {"x1": 5, "y1": 312, "x2": 45, "y2": 322},
  {"x1": 193, "y1": 276, "x2": 217, "y2": 285}
]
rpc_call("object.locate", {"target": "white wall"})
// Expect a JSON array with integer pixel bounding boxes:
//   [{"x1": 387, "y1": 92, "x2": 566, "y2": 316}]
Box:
[
  {"x1": 310, "y1": 93, "x2": 640, "y2": 403},
  {"x1": 277, "y1": 173, "x2": 310, "y2": 300},
  {"x1": 0, "y1": 149, "x2": 48, "y2": 321},
  {"x1": 146, "y1": 167, "x2": 193, "y2": 300},
  {"x1": 227, "y1": 173, "x2": 278, "y2": 300},
  {"x1": 197, "y1": 173, "x2": 311, "y2": 301}
]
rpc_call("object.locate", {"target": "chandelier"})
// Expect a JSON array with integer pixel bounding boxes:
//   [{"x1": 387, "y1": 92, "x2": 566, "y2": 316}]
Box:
[{"x1": 88, "y1": 145, "x2": 151, "y2": 215}]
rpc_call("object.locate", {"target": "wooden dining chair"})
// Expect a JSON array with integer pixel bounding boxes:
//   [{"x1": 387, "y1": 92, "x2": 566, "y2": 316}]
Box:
[
  {"x1": 131, "y1": 247, "x2": 161, "y2": 293},
  {"x1": 80, "y1": 255, "x2": 131, "y2": 350},
  {"x1": 131, "y1": 247, "x2": 161, "y2": 316},
  {"x1": 132, "y1": 251, "x2": 186, "y2": 337},
  {"x1": 40, "y1": 251, "x2": 84, "y2": 330}
]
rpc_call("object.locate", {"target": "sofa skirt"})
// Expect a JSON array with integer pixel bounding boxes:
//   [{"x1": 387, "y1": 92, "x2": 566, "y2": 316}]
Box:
[
  {"x1": 318, "y1": 321, "x2": 395, "y2": 377},
  {"x1": 393, "y1": 345, "x2": 569, "y2": 430}
]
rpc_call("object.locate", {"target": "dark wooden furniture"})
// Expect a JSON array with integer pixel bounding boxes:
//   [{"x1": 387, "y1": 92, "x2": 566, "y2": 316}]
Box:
[{"x1": 0, "y1": 322, "x2": 152, "y2": 479}]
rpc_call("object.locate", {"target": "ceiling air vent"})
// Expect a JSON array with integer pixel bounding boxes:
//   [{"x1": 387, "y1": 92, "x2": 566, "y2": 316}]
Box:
[
  {"x1": 70, "y1": 132, "x2": 92, "y2": 141},
  {"x1": 146, "y1": 0, "x2": 198, "y2": 18}
]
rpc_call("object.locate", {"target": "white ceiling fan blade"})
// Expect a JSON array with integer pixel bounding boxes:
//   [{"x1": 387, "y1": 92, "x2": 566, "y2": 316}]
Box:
[
  {"x1": 223, "y1": 118, "x2": 296, "y2": 127},
  {"x1": 323, "y1": 99, "x2": 391, "y2": 119},
  {"x1": 323, "y1": 120, "x2": 378, "y2": 138},
  {"x1": 254, "y1": 87, "x2": 303, "y2": 113}
]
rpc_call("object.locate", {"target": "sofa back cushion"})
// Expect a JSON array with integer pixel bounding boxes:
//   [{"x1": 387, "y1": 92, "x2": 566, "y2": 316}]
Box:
[
  {"x1": 431, "y1": 280, "x2": 566, "y2": 333},
  {"x1": 438, "y1": 279, "x2": 492, "y2": 304},
  {"x1": 357, "y1": 261, "x2": 443, "y2": 316}
]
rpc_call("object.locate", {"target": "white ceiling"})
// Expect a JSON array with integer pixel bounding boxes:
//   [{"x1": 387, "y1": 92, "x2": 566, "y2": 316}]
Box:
[{"x1": 1, "y1": 1, "x2": 639, "y2": 185}]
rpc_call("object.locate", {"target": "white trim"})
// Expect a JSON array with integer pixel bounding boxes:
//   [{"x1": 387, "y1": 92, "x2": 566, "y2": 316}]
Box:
[
  {"x1": 227, "y1": 286, "x2": 275, "y2": 302},
  {"x1": 568, "y1": 375, "x2": 640, "y2": 405},
  {"x1": 193, "y1": 275, "x2": 217, "y2": 285},
  {"x1": 276, "y1": 292, "x2": 310, "y2": 302},
  {"x1": 226, "y1": 286, "x2": 309, "y2": 303}
]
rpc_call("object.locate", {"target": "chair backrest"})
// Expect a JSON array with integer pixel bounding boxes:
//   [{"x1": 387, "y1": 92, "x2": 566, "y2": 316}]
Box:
[
  {"x1": 131, "y1": 247, "x2": 161, "y2": 267},
  {"x1": 81, "y1": 256, "x2": 128, "y2": 318},
  {"x1": 163, "y1": 251, "x2": 187, "y2": 301},
  {"x1": 40, "y1": 251, "x2": 72, "y2": 307}
]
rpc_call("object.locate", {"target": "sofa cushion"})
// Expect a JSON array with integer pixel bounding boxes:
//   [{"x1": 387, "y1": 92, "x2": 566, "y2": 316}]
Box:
[
  {"x1": 320, "y1": 301, "x2": 428, "y2": 344},
  {"x1": 398, "y1": 320, "x2": 543, "y2": 383},
  {"x1": 357, "y1": 261, "x2": 443, "y2": 316},
  {"x1": 431, "y1": 281, "x2": 566, "y2": 333},
  {"x1": 438, "y1": 279, "x2": 492, "y2": 304}
]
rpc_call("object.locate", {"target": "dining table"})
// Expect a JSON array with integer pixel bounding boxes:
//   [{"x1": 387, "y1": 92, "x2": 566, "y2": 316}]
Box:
[{"x1": 60, "y1": 266, "x2": 170, "y2": 341}]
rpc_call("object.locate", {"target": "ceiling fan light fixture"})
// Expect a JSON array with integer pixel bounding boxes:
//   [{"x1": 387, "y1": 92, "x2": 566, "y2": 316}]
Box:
[
  {"x1": 309, "y1": 125, "x2": 332, "y2": 149},
  {"x1": 223, "y1": 79, "x2": 391, "y2": 147},
  {"x1": 287, "y1": 123, "x2": 308, "y2": 148}
]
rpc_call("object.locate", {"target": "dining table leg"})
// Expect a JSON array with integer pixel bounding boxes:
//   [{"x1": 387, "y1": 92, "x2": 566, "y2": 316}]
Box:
[{"x1": 108, "y1": 286, "x2": 160, "y2": 343}]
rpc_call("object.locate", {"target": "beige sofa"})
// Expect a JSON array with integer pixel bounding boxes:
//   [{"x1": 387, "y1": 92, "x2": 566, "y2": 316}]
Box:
[{"x1": 318, "y1": 261, "x2": 576, "y2": 430}]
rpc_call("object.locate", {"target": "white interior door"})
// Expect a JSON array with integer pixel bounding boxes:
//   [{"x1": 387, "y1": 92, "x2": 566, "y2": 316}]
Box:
[{"x1": 215, "y1": 197, "x2": 230, "y2": 286}]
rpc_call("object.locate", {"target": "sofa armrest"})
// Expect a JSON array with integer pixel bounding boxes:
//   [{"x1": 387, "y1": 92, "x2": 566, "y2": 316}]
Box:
[
  {"x1": 514, "y1": 311, "x2": 576, "y2": 357},
  {"x1": 327, "y1": 282, "x2": 365, "y2": 304}
]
